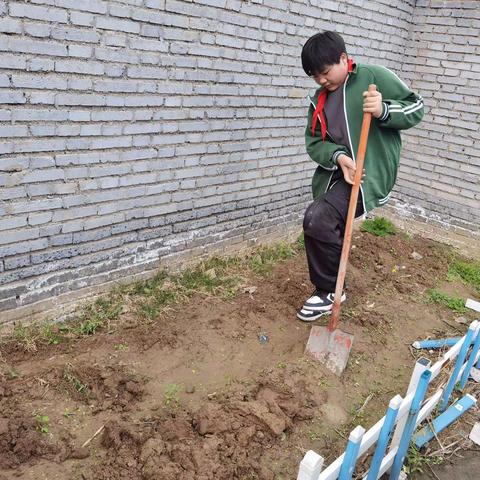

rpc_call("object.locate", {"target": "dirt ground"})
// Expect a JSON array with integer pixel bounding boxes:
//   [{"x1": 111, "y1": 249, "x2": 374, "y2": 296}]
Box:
[{"x1": 0, "y1": 225, "x2": 479, "y2": 480}]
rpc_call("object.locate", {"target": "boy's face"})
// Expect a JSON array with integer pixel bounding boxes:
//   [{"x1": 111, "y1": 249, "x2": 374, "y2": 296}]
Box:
[{"x1": 312, "y1": 52, "x2": 349, "y2": 91}]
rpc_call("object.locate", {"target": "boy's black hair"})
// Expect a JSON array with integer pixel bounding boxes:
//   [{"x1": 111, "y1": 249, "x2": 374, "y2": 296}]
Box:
[{"x1": 301, "y1": 31, "x2": 347, "y2": 76}]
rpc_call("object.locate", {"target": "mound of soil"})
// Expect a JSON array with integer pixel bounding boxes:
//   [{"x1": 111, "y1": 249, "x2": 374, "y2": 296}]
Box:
[{"x1": 88, "y1": 381, "x2": 316, "y2": 480}]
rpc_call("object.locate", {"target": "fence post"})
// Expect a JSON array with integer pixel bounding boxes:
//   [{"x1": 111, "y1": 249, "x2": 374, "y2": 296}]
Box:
[
  {"x1": 390, "y1": 357, "x2": 431, "y2": 450},
  {"x1": 459, "y1": 323, "x2": 480, "y2": 389},
  {"x1": 366, "y1": 395, "x2": 402, "y2": 480},
  {"x1": 297, "y1": 450, "x2": 324, "y2": 480},
  {"x1": 389, "y1": 369, "x2": 432, "y2": 480},
  {"x1": 439, "y1": 321, "x2": 478, "y2": 412},
  {"x1": 338, "y1": 425, "x2": 365, "y2": 480}
]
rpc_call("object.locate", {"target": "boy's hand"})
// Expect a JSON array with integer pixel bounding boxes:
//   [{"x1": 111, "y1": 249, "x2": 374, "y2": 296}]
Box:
[
  {"x1": 337, "y1": 154, "x2": 366, "y2": 186},
  {"x1": 363, "y1": 88, "x2": 383, "y2": 118},
  {"x1": 337, "y1": 154, "x2": 356, "y2": 185}
]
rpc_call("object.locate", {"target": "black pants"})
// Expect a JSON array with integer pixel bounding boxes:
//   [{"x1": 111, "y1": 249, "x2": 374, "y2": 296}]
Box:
[{"x1": 303, "y1": 177, "x2": 364, "y2": 293}]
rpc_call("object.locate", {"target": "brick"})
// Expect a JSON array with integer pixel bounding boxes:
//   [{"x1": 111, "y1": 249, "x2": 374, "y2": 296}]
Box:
[
  {"x1": 95, "y1": 46, "x2": 139, "y2": 64},
  {"x1": 96, "y1": 16, "x2": 140, "y2": 34},
  {"x1": 24, "y1": 22, "x2": 52, "y2": 37},
  {"x1": 0, "y1": 216, "x2": 28, "y2": 231},
  {"x1": 4, "y1": 254, "x2": 31, "y2": 270},
  {"x1": 128, "y1": 37, "x2": 169, "y2": 52},
  {"x1": 4, "y1": 36, "x2": 68, "y2": 57},
  {"x1": 11, "y1": 74, "x2": 67, "y2": 90},
  {"x1": 28, "y1": 58, "x2": 55, "y2": 72},
  {"x1": 0, "y1": 227, "x2": 40, "y2": 246},
  {"x1": 0, "y1": 18, "x2": 23, "y2": 34},
  {"x1": 55, "y1": 60, "x2": 104, "y2": 76},
  {"x1": 0, "y1": 125, "x2": 28, "y2": 138},
  {"x1": 13, "y1": 109, "x2": 68, "y2": 122},
  {"x1": 9, "y1": 2, "x2": 69, "y2": 23},
  {"x1": 145, "y1": 0, "x2": 165, "y2": 8},
  {"x1": 54, "y1": 0, "x2": 107, "y2": 14},
  {"x1": 0, "y1": 91, "x2": 26, "y2": 104},
  {"x1": 70, "y1": 11, "x2": 95, "y2": 26}
]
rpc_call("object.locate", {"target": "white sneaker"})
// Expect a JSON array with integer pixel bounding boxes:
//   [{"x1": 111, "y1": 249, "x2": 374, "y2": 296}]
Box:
[{"x1": 302, "y1": 290, "x2": 346, "y2": 312}]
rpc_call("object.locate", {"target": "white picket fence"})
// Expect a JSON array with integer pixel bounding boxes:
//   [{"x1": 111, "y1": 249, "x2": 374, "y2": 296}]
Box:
[{"x1": 298, "y1": 319, "x2": 480, "y2": 480}]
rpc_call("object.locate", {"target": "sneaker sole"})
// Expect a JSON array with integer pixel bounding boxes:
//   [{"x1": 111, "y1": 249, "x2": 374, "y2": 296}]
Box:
[{"x1": 296, "y1": 310, "x2": 331, "y2": 322}]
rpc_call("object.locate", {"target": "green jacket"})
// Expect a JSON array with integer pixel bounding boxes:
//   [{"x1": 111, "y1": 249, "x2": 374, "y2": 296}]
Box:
[{"x1": 305, "y1": 63, "x2": 424, "y2": 212}]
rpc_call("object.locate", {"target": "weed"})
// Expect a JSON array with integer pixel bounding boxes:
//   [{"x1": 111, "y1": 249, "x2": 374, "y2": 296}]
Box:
[
  {"x1": 297, "y1": 232, "x2": 305, "y2": 249},
  {"x1": 63, "y1": 410, "x2": 75, "y2": 418},
  {"x1": 76, "y1": 317, "x2": 103, "y2": 336},
  {"x1": 163, "y1": 383, "x2": 181, "y2": 408},
  {"x1": 361, "y1": 217, "x2": 397, "y2": 237},
  {"x1": 317, "y1": 379, "x2": 331, "y2": 388},
  {"x1": 427, "y1": 289, "x2": 467, "y2": 313},
  {"x1": 308, "y1": 429, "x2": 322, "y2": 441},
  {"x1": 5, "y1": 368, "x2": 19, "y2": 380},
  {"x1": 114, "y1": 343, "x2": 129, "y2": 351},
  {"x1": 248, "y1": 243, "x2": 297, "y2": 275},
  {"x1": 41, "y1": 323, "x2": 62, "y2": 345},
  {"x1": 405, "y1": 444, "x2": 442, "y2": 474},
  {"x1": 35, "y1": 415, "x2": 50, "y2": 434},
  {"x1": 76, "y1": 297, "x2": 123, "y2": 335},
  {"x1": 136, "y1": 290, "x2": 177, "y2": 321},
  {"x1": 11, "y1": 324, "x2": 38, "y2": 352},
  {"x1": 448, "y1": 259, "x2": 480, "y2": 293},
  {"x1": 129, "y1": 270, "x2": 169, "y2": 296},
  {"x1": 63, "y1": 364, "x2": 90, "y2": 397}
]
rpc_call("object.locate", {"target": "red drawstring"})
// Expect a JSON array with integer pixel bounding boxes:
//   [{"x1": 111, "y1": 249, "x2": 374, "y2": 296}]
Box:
[{"x1": 311, "y1": 58, "x2": 354, "y2": 140}]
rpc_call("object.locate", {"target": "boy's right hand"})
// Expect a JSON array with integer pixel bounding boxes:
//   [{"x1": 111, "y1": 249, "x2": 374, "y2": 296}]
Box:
[{"x1": 337, "y1": 154, "x2": 357, "y2": 185}]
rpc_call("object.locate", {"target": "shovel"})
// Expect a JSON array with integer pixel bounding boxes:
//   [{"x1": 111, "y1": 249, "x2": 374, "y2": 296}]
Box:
[{"x1": 306, "y1": 84, "x2": 377, "y2": 376}]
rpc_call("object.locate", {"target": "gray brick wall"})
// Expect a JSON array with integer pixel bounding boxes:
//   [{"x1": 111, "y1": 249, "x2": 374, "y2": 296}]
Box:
[
  {"x1": 391, "y1": 0, "x2": 480, "y2": 232},
  {"x1": 0, "y1": 0, "x2": 477, "y2": 323}
]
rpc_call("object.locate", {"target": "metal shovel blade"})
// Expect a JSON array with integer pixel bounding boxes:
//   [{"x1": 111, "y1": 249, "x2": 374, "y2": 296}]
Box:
[{"x1": 305, "y1": 326, "x2": 354, "y2": 376}]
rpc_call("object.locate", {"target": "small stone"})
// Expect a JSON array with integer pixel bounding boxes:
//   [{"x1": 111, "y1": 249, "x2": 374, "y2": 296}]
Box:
[
  {"x1": 455, "y1": 316, "x2": 468, "y2": 324},
  {"x1": 0, "y1": 418, "x2": 9, "y2": 435},
  {"x1": 205, "y1": 268, "x2": 216, "y2": 279},
  {"x1": 185, "y1": 385, "x2": 195, "y2": 394},
  {"x1": 410, "y1": 251, "x2": 423, "y2": 260},
  {"x1": 69, "y1": 446, "x2": 90, "y2": 459},
  {"x1": 469, "y1": 422, "x2": 480, "y2": 446}
]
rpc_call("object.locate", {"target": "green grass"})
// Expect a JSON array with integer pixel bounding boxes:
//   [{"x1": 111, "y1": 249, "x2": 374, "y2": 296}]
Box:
[
  {"x1": 296, "y1": 232, "x2": 305, "y2": 249},
  {"x1": 248, "y1": 242, "x2": 297, "y2": 275},
  {"x1": 428, "y1": 289, "x2": 467, "y2": 313},
  {"x1": 405, "y1": 444, "x2": 442, "y2": 474},
  {"x1": 63, "y1": 364, "x2": 90, "y2": 398},
  {"x1": 448, "y1": 259, "x2": 480, "y2": 293},
  {"x1": 361, "y1": 217, "x2": 397, "y2": 237},
  {"x1": 75, "y1": 297, "x2": 123, "y2": 335},
  {"x1": 35, "y1": 415, "x2": 50, "y2": 434},
  {"x1": 163, "y1": 383, "x2": 181, "y2": 408}
]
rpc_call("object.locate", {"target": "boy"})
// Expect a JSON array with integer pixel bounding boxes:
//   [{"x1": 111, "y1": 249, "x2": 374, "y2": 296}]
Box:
[{"x1": 297, "y1": 31, "x2": 424, "y2": 321}]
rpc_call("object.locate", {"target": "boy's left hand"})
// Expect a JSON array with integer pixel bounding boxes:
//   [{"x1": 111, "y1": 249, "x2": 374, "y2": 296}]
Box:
[{"x1": 363, "y1": 88, "x2": 383, "y2": 118}]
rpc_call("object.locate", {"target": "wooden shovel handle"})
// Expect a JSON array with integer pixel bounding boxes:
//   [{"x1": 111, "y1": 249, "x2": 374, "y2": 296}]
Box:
[{"x1": 328, "y1": 84, "x2": 377, "y2": 332}]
